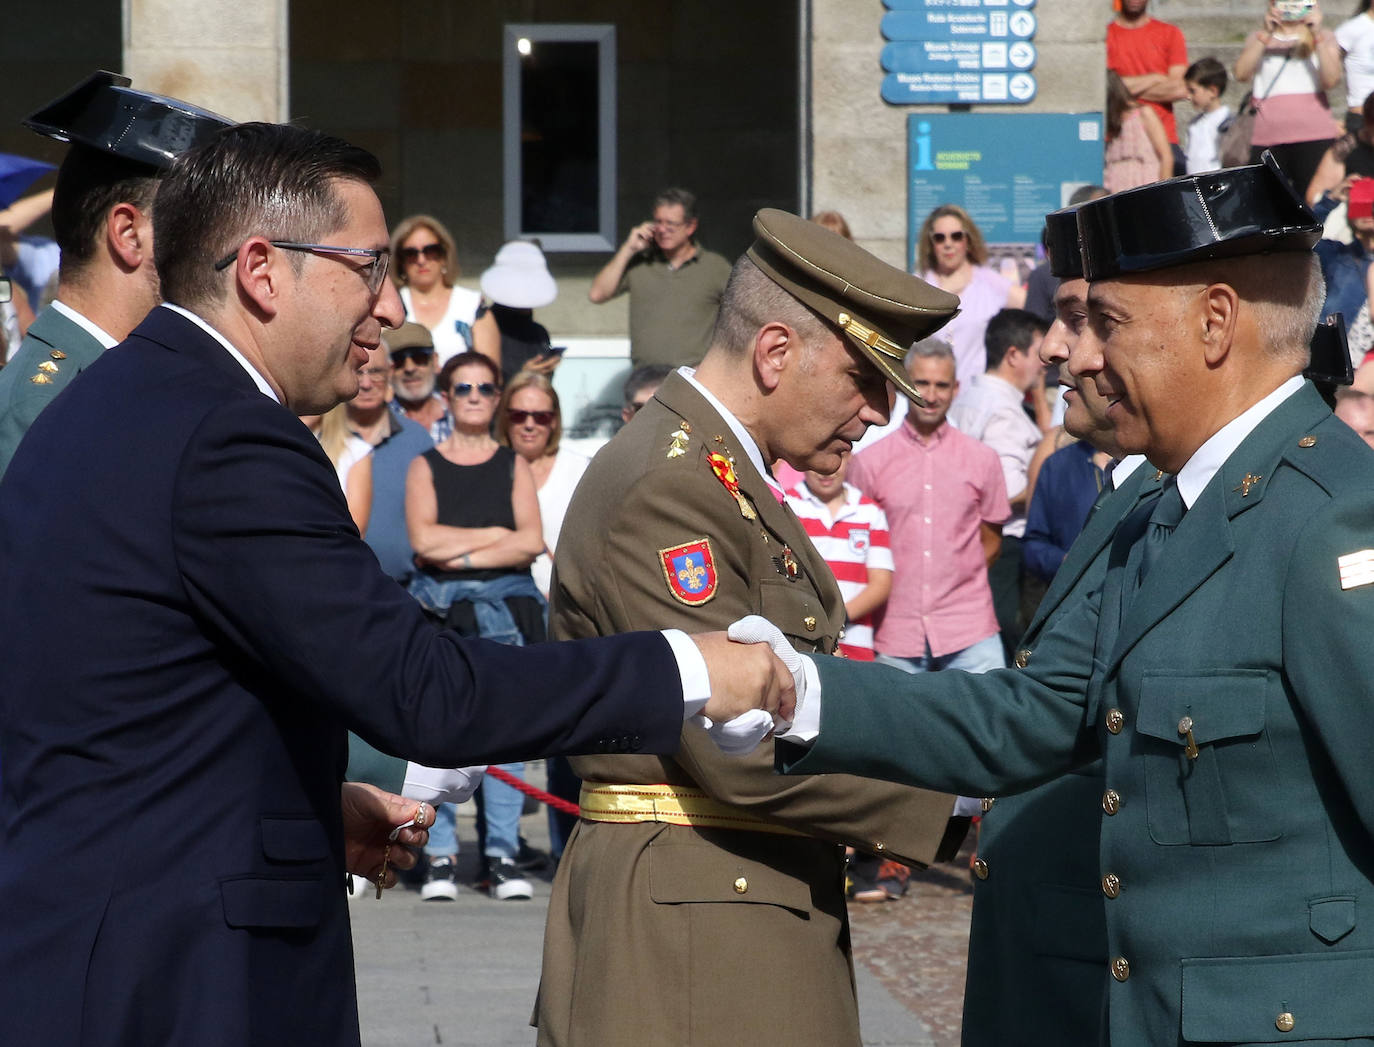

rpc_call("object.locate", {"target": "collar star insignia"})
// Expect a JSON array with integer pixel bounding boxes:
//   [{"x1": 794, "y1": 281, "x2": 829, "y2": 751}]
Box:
[{"x1": 1233, "y1": 473, "x2": 1262, "y2": 497}]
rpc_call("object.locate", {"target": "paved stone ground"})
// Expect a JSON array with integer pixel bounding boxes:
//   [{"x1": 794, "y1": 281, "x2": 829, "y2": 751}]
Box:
[{"x1": 352, "y1": 777, "x2": 974, "y2": 1046}]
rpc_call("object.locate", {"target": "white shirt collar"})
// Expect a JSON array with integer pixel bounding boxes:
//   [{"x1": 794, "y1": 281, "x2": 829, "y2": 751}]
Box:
[
  {"x1": 1112, "y1": 454, "x2": 1148, "y2": 488},
  {"x1": 678, "y1": 366, "x2": 784, "y2": 500},
  {"x1": 49, "y1": 300, "x2": 119, "y2": 350},
  {"x1": 1174, "y1": 375, "x2": 1304, "y2": 508},
  {"x1": 160, "y1": 303, "x2": 280, "y2": 403}
]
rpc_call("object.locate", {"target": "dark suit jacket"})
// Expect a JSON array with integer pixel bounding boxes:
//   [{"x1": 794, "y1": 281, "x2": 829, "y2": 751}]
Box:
[
  {"x1": 0, "y1": 303, "x2": 107, "y2": 480},
  {"x1": 785, "y1": 383, "x2": 1374, "y2": 1046},
  {"x1": 0, "y1": 305, "x2": 684, "y2": 1047}
]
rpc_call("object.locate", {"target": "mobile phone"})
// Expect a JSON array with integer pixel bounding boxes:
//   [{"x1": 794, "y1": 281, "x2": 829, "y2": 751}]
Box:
[
  {"x1": 1275, "y1": 0, "x2": 1314, "y2": 22},
  {"x1": 0, "y1": 278, "x2": 11, "y2": 305},
  {"x1": 546, "y1": 345, "x2": 566, "y2": 357}
]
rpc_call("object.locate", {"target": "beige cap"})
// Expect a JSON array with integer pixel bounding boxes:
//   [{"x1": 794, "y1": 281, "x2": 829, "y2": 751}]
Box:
[
  {"x1": 747, "y1": 208, "x2": 960, "y2": 404},
  {"x1": 382, "y1": 321, "x2": 435, "y2": 358}
]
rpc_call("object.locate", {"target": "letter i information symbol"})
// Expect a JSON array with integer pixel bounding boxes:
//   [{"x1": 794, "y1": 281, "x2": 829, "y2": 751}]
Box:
[{"x1": 914, "y1": 121, "x2": 934, "y2": 171}]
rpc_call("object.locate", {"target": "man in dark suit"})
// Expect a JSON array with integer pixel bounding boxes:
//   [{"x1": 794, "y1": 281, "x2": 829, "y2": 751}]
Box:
[
  {"x1": 0, "y1": 72, "x2": 233, "y2": 480},
  {"x1": 777, "y1": 157, "x2": 1374, "y2": 1045},
  {"x1": 0, "y1": 121, "x2": 790, "y2": 1047}
]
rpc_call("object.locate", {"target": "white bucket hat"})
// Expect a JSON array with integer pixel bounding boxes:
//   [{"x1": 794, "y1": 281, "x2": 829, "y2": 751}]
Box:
[{"x1": 480, "y1": 240, "x2": 557, "y2": 309}]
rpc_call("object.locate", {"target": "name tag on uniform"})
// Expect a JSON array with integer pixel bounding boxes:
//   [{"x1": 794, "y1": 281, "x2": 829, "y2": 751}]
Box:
[{"x1": 1338, "y1": 549, "x2": 1374, "y2": 590}]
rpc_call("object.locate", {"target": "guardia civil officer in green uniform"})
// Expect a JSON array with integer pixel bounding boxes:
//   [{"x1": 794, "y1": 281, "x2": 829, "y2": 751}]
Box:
[
  {"x1": 776, "y1": 155, "x2": 1374, "y2": 1045},
  {"x1": 0, "y1": 71, "x2": 231, "y2": 480},
  {"x1": 961, "y1": 205, "x2": 1158, "y2": 1045},
  {"x1": 536, "y1": 211, "x2": 969, "y2": 1047}
]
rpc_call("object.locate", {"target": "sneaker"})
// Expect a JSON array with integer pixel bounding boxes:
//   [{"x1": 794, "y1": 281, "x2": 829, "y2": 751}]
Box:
[
  {"x1": 420, "y1": 855, "x2": 459, "y2": 901},
  {"x1": 846, "y1": 853, "x2": 888, "y2": 904},
  {"x1": 874, "y1": 859, "x2": 911, "y2": 900},
  {"x1": 488, "y1": 858, "x2": 533, "y2": 900}
]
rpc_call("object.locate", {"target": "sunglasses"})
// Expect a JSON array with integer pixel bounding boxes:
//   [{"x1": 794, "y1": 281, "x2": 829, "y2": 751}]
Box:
[
  {"x1": 451, "y1": 382, "x2": 498, "y2": 398},
  {"x1": 508, "y1": 409, "x2": 555, "y2": 426},
  {"x1": 931, "y1": 230, "x2": 966, "y2": 244},
  {"x1": 390, "y1": 347, "x2": 434, "y2": 367},
  {"x1": 399, "y1": 243, "x2": 446, "y2": 263}
]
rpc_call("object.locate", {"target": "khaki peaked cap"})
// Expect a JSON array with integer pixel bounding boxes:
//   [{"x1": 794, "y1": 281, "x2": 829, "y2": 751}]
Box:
[{"x1": 747, "y1": 208, "x2": 960, "y2": 405}]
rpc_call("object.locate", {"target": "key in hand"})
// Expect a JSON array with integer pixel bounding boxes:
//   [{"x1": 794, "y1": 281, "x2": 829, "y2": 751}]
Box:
[{"x1": 375, "y1": 844, "x2": 392, "y2": 900}]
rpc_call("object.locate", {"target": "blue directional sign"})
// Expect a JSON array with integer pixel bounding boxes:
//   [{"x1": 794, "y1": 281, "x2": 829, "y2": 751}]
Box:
[
  {"x1": 882, "y1": 40, "x2": 1037, "y2": 73},
  {"x1": 882, "y1": 71, "x2": 1036, "y2": 105},
  {"x1": 882, "y1": 7, "x2": 1037, "y2": 43},
  {"x1": 906, "y1": 113, "x2": 1105, "y2": 265}
]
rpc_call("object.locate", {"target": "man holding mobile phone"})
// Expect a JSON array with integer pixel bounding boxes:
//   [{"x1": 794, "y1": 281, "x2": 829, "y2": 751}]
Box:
[{"x1": 587, "y1": 187, "x2": 731, "y2": 370}]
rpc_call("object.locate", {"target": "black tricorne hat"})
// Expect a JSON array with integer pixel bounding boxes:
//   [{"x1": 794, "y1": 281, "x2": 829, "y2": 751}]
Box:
[
  {"x1": 24, "y1": 71, "x2": 233, "y2": 171},
  {"x1": 1043, "y1": 206, "x2": 1083, "y2": 280},
  {"x1": 1076, "y1": 152, "x2": 1321, "y2": 280}
]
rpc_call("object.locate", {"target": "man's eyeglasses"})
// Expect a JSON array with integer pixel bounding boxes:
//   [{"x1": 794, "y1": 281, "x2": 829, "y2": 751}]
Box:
[
  {"x1": 653, "y1": 218, "x2": 686, "y2": 230},
  {"x1": 398, "y1": 243, "x2": 446, "y2": 264},
  {"x1": 390, "y1": 347, "x2": 435, "y2": 367},
  {"x1": 213, "y1": 241, "x2": 391, "y2": 294},
  {"x1": 508, "y1": 409, "x2": 555, "y2": 426},
  {"x1": 451, "y1": 382, "x2": 498, "y2": 398},
  {"x1": 931, "y1": 230, "x2": 965, "y2": 244},
  {"x1": 358, "y1": 366, "x2": 392, "y2": 382}
]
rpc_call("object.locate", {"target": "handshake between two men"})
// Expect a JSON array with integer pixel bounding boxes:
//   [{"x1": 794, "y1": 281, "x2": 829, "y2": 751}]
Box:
[{"x1": 349, "y1": 615, "x2": 805, "y2": 889}]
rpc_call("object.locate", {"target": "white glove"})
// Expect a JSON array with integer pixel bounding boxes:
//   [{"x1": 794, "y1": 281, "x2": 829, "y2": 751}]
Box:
[
  {"x1": 402, "y1": 763, "x2": 487, "y2": 806},
  {"x1": 727, "y1": 614, "x2": 806, "y2": 728},
  {"x1": 690, "y1": 708, "x2": 776, "y2": 756}
]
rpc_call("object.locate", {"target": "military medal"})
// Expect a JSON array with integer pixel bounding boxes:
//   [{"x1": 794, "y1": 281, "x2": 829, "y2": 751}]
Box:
[
  {"x1": 707, "y1": 451, "x2": 757, "y2": 521},
  {"x1": 780, "y1": 545, "x2": 800, "y2": 580},
  {"x1": 1233, "y1": 473, "x2": 1262, "y2": 497}
]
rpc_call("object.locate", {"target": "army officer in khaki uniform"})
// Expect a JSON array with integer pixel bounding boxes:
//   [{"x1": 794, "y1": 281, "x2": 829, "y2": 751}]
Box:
[{"x1": 535, "y1": 211, "x2": 966, "y2": 1047}]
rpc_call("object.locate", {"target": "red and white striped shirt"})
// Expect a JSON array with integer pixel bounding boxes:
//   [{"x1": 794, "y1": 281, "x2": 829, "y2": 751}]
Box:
[{"x1": 786, "y1": 482, "x2": 894, "y2": 660}]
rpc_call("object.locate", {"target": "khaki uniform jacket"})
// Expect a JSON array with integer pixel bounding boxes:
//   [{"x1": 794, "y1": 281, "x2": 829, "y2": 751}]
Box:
[
  {"x1": 536, "y1": 372, "x2": 958, "y2": 1047},
  {"x1": 785, "y1": 383, "x2": 1374, "y2": 1046}
]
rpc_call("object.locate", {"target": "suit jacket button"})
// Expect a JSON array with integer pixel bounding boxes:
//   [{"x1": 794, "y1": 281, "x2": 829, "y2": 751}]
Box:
[
  {"x1": 803, "y1": 616, "x2": 817, "y2": 632},
  {"x1": 1102, "y1": 789, "x2": 1121, "y2": 816},
  {"x1": 1110, "y1": 956, "x2": 1130, "y2": 982},
  {"x1": 973, "y1": 857, "x2": 989, "y2": 880},
  {"x1": 1014, "y1": 648, "x2": 1031, "y2": 668},
  {"x1": 1276, "y1": 1012, "x2": 1295, "y2": 1033},
  {"x1": 1298, "y1": 435, "x2": 1317, "y2": 448},
  {"x1": 1105, "y1": 708, "x2": 1125, "y2": 734},
  {"x1": 733, "y1": 877, "x2": 748, "y2": 894},
  {"x1": 1101, "y1": 873, "x2": 1121, "y2": 899}
]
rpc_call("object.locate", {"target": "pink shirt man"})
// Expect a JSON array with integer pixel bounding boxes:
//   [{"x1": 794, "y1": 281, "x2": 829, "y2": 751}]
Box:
[{"x1": 850, "y1": 419, "x2": 1009, "y2": 659}]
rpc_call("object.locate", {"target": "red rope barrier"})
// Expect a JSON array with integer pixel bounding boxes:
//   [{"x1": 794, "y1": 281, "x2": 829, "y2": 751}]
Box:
[{"x1": 485, "y1": 764, "x2": 581, "y2": 816}]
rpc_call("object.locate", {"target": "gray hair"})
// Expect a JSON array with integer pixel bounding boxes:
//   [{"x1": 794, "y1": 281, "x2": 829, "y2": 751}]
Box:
[{"x1": 709, "y1": 254, "x2": 830, "y2": 357}]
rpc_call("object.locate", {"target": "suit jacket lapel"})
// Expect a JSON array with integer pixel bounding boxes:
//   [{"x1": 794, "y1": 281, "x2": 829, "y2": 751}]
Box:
[
  {"x1": 1023, "y1": 462, "x2": 1162, "y2": 645},
  {"x1": 654, "y1": 374, "x2": 845, "y2": 625},
  {"x1": 129, "y1": 306, "x2": 263, "y2": 394},
  {"x1": 1106, "y1": 383, "x2": 1330, "y2": 669}
]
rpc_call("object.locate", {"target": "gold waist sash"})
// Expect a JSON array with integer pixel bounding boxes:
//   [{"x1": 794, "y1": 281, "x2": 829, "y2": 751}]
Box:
[{"x1": 578, "y1": 782, "x2": 805, "y2": 837}]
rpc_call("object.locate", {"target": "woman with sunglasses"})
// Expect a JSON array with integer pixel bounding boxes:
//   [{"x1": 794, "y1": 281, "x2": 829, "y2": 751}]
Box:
[
  {"x1": 389, "y1": 214, "x2": 485, "y2": 366},
  {"x1": 496, "y1": 371, "x2": 590, "y2": 858},
  {"x1": 915, "y1": 204, "x2": 1025, "y2": 385},
  {"x1": 404, "y1": 351, "x2": 545, "y2": 901}
]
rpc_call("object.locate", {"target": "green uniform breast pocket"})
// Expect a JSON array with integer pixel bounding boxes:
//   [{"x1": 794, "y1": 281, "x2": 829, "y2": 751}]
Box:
[{"x1": 1136, "y1": 669, "x2": 1282, "y2": 846}]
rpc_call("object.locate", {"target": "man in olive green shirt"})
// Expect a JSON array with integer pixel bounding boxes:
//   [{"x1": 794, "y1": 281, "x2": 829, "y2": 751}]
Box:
[{"x1": 588, "y1": 187, "x2": 731, "y2": 368}]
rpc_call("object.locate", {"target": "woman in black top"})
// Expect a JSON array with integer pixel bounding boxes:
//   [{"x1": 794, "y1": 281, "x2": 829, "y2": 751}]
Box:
[{"x1": 403, "y1": 351, "x2": 545, "y2": 902}]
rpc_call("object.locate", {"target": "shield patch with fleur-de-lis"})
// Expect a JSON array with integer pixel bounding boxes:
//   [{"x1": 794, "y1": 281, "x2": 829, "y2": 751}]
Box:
[{"x1": 659, "y1": 538, "x2": 718, "y2": 606}]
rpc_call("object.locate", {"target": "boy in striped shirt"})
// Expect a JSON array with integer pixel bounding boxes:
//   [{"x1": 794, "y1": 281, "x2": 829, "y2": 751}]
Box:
[{"x1": 786, "y1": 454, "x2": 893, "y2": 658}]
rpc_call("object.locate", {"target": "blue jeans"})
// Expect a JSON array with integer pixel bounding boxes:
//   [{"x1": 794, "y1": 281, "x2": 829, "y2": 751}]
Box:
[{"x1": 876, "y1": 633, "x2": 1005, "y2": 675}]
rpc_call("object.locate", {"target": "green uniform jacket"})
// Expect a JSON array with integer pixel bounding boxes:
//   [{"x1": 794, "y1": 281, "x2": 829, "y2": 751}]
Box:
[
  {"x1": 785, "y1": 383, "x2": 1374, "y2": 1046},
  {"x1": 536, "y1": 372, "x2": 959, "y2": 1047},
  {"x1": 0, "y1": 305, "x2": 106, "y2": 481},
  {"x1": 963, "y1": 461, "x2": 1160, "y2": 1046}
]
